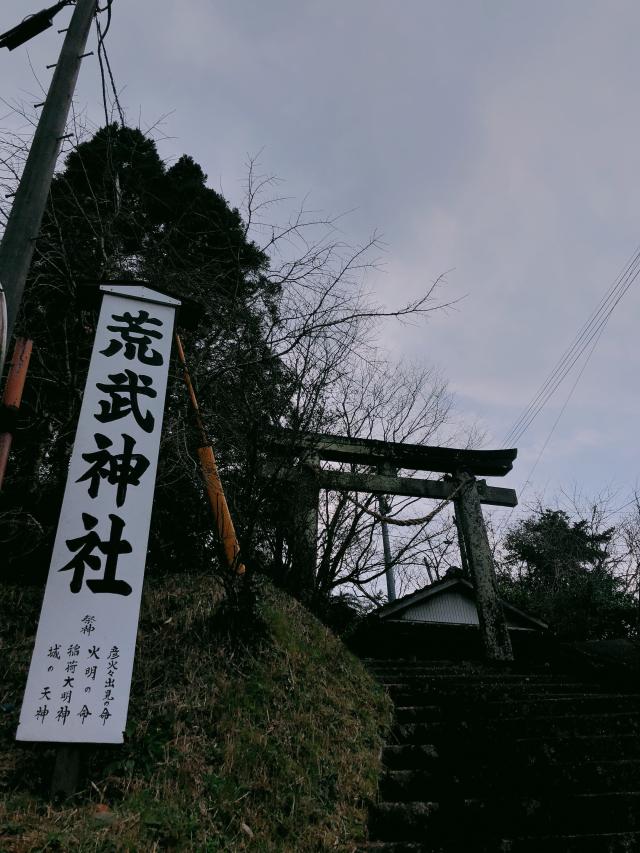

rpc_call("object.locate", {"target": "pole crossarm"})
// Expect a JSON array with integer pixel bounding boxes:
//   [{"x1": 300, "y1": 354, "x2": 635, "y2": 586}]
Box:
[{"x1": 270, "y1": 429, "x2": 517, "y2": 477}]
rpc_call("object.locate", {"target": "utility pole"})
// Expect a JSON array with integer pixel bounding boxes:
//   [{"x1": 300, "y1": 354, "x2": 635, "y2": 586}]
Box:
[
  {"x1": 0, "y1": 0, "x2": 98, "y2": 363},
  {"x1": 376, "y1": 461, "x2": 397, "y2": 602},
  {"x1": 378, "y1": 494, "x2": 397, "y2": 602}
]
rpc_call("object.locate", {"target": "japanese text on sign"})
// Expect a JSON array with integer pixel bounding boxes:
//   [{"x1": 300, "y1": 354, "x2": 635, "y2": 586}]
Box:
[{"x1": 17, "y1": 286, "x2": 180, "y2": 744}]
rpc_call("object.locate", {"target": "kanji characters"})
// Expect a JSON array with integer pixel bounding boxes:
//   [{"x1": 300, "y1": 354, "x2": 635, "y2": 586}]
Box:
[
  {"x1": 56, "y1": 706, "x2": 70, "y2": 725},
  {"x1": 77, "y1": 705, "x2": 92, "y2": 724},
  {"x1": 58, "y1": 512, "x2": 132, "y2": 596},
  {"x1": 80, "y1": 615, "x2": 96, "y2": 636},
  {"x1": 78, "y1": 433, "x2": 150, "y2": 507},
  {"x1": 95, "y1": 370, "x2": 157, "y2": 433},
  {"x1": 101, "y1": 309, "x2": 163, "y2": 366},
  {"x1": 21, "y1": 299, "x2": 176, "y2": 741},
  {"x1": 35, "y1": 706, "x2": 49, "y2": 724}
]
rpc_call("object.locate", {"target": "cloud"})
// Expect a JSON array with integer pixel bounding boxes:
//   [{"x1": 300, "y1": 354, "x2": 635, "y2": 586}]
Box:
[{"x1": 2, "y1": 0, "x2": 640, "y2": 504}]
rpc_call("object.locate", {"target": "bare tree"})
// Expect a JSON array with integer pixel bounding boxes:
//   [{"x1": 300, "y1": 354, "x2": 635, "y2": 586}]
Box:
[
  {"x1": 2, "y1": 120, "x2": 467, "y2": 603},
  {"x1": 289, "y1": 359, "x2": 468, "y2": 603}
]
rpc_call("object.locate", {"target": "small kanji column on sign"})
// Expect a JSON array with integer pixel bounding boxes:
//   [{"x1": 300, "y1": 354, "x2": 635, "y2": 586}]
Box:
[{"x1": 17, "y1": 285, "x2": 180, "y2": 744}]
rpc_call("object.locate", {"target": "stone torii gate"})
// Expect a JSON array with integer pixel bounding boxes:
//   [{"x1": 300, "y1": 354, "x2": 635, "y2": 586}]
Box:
[{"x1": 272, "y1": 430, "x2": 518, "y2": 662}]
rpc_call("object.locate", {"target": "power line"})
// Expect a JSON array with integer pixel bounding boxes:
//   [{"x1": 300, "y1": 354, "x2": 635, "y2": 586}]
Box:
[
  {"x1": 96, "y1": 1, "x2": 124, "y2": 127},
  {"x1": 503, "y1": 246, "x2": 640, "y2": 447},
  {"x1": 503, "y1": 247, "x2": 640, "y2": 446},
  {"x1": 496, "y1": 318, "x2": 607, "y2": 538}
]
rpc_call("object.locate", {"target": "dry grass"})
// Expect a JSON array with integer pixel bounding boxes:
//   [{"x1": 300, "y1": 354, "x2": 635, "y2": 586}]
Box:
[{"x1": 0, "y1": 574, "x2": 392, "y2": 851}]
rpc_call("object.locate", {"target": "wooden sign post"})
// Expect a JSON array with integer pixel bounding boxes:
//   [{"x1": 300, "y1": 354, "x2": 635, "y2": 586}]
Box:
[{"x1": 16, "y1": 284, "x2": 179, "y2": 751}]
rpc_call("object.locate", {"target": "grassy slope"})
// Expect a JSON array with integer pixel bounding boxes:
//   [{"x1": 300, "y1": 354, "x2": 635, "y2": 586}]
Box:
[{"x1": 0, "y1": 575, "x2": 391, "y2": 852}]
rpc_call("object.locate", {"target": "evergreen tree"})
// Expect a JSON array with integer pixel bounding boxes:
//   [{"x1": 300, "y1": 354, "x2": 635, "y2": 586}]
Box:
[
  {"x1": 500, "y1": 509, "x2": 636, "y2": 640},
  {"x1": 2, "y1": 125, "x2": 290, "y2": 583}
]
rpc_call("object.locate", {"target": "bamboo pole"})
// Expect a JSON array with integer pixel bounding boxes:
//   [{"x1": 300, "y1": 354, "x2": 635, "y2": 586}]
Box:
[{"x1": 174, "y1": 333, "x2": 245, "y2": 575}]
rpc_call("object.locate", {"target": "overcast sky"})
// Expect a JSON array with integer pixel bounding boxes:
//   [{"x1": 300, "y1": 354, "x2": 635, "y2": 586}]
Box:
[{"x1": 2, "y1": 1, "x2": 640, "y2": 523}]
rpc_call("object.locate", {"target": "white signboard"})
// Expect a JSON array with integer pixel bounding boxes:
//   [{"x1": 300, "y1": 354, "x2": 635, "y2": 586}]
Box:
[{"x1": 17, "y1": 285, "x2": 180, "y2": 743}]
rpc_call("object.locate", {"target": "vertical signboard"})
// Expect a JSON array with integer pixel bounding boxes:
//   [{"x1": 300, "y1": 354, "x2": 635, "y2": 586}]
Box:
[{"x1": 17, "y1": 284, "x2": 180, "y2": 743}]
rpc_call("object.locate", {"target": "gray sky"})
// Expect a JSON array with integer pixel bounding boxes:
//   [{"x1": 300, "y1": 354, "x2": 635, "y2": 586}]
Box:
[{"x1": 2, "y1": 0, "x2": 640, "y2": 521}]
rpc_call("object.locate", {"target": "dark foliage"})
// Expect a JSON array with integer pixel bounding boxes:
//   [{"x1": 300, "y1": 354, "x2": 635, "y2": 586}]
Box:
[
  {"x1": 1, "y1": 125, "x2": 295, "y2": 587},
  {"x1": 499, "y1": 509, "x2": 638, "y2": 641}
]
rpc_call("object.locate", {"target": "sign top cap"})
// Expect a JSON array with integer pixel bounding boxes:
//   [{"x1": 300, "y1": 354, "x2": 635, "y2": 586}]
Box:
[{"x1": 99, "y1": 284, "x2": 181, "y2": 308}]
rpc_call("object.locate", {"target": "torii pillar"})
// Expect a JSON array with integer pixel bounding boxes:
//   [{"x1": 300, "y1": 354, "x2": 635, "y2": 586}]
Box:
[
  {"x1": 290, "y1": 454, "x2": 320, "y2": 600},
  {"x1": 454, "y1": 471, "x2": 513, "y2": 662}
]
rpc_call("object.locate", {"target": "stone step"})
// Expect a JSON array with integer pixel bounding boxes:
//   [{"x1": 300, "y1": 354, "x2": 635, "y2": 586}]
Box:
[
  {"x1": 381, "y1": 744, "x2": 440, "y2": 770},
  {"x1": 503, "y1": 831, "x2": 640, "y2": 852},
  {"x1": 379, "y1": 770, "x2": 440, "y2": 801},
  {"x1": 513, "y1": 733, "x2": 640, "y2": 763},
  {"x1": 390, "y1": 711, "x2": 640, "y2": 743},
  {"x1": 356, "y1": 844, "x2": 426, "y2": 853},
  {"x1": 376, "y1": 678, "x2": 604, "y2": 695},
  {"x1": 358, "y1": 832, "x2": 640, "y2": 852},
  {"x1": 363, "y1": 651, "x2": 640, "y2": 849},
  {"x1": 392, "y1": 695, "x2": 640, "y2": 723},
  {"x1": 377, "y1": 673, "x2": 575, "y2": 685},
  {"x1": 368, "y1": 661, "x2": 572, "y2": 674},
  {"x1": 369, "y1": 801, "x2": 440, "y2": 842},
  {"x1": 485, "y1": 695, "x2": 640, "y2": 717},
  {"x1": 363, "y1": 657, "x2": 560, "y2": 671},
  {"x1": 379, "y1": 760, "x2": 640, "y2": 800},
  {"x1": 369, "y1": 792, "x2": 640, "y2": 842},
  {"x1": 385, "y1": 684, "x2": 614, "y2": 706},
  {"x1": 380, "y1": 682, "x2": 597, "y2": 700},
  {"x1": 363, "y1": 658, "x2": 462, "y2": 667}
]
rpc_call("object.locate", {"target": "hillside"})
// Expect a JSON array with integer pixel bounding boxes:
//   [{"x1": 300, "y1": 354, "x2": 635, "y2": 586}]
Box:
[{"x1": 0, "y1": 575, "x2": 392, "y2": 851}]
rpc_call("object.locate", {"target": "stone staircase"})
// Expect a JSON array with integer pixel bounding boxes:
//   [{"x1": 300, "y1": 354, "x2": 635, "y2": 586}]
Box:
[{"x1": 361, "y1": 656, "x2": 640, "y2": 852}]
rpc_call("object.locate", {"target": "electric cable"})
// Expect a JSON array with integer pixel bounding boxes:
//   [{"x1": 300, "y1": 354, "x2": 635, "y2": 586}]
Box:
[
  {"x1": 503, "y1": 247, "x2": 640, "y2": 447},
  {"x1": 96, "y1": 17, "x2": 109, "y2": 127},
  {"x1": 496, "y1": 319, "x2": 607, "y2": 537},
  {"x1": 95, "y1": 0, "x2": 123, "y2": 127},
  {"x1": 502, "y1": 247, "x2": 640, "y2": 446},
  {"x1": 503, "y1": 246, "x2": 640, "y2": 447},
  {"x1": 503, "y1": 247, "x2": 640, "y2": 446}
]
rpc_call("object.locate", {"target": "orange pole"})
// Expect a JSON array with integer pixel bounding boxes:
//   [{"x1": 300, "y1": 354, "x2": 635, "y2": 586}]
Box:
[
  {"x1": 174, "y1": 333, "x2": 245, "y2": 575},
  {"x1": 0, "y1": 337, "x2": 33, "y2": 490}
]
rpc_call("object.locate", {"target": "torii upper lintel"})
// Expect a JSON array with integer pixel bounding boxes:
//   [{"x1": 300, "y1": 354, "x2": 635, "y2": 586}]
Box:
[{"x1": 271, "y1": 430, "x2": 517, "y2": 478}]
